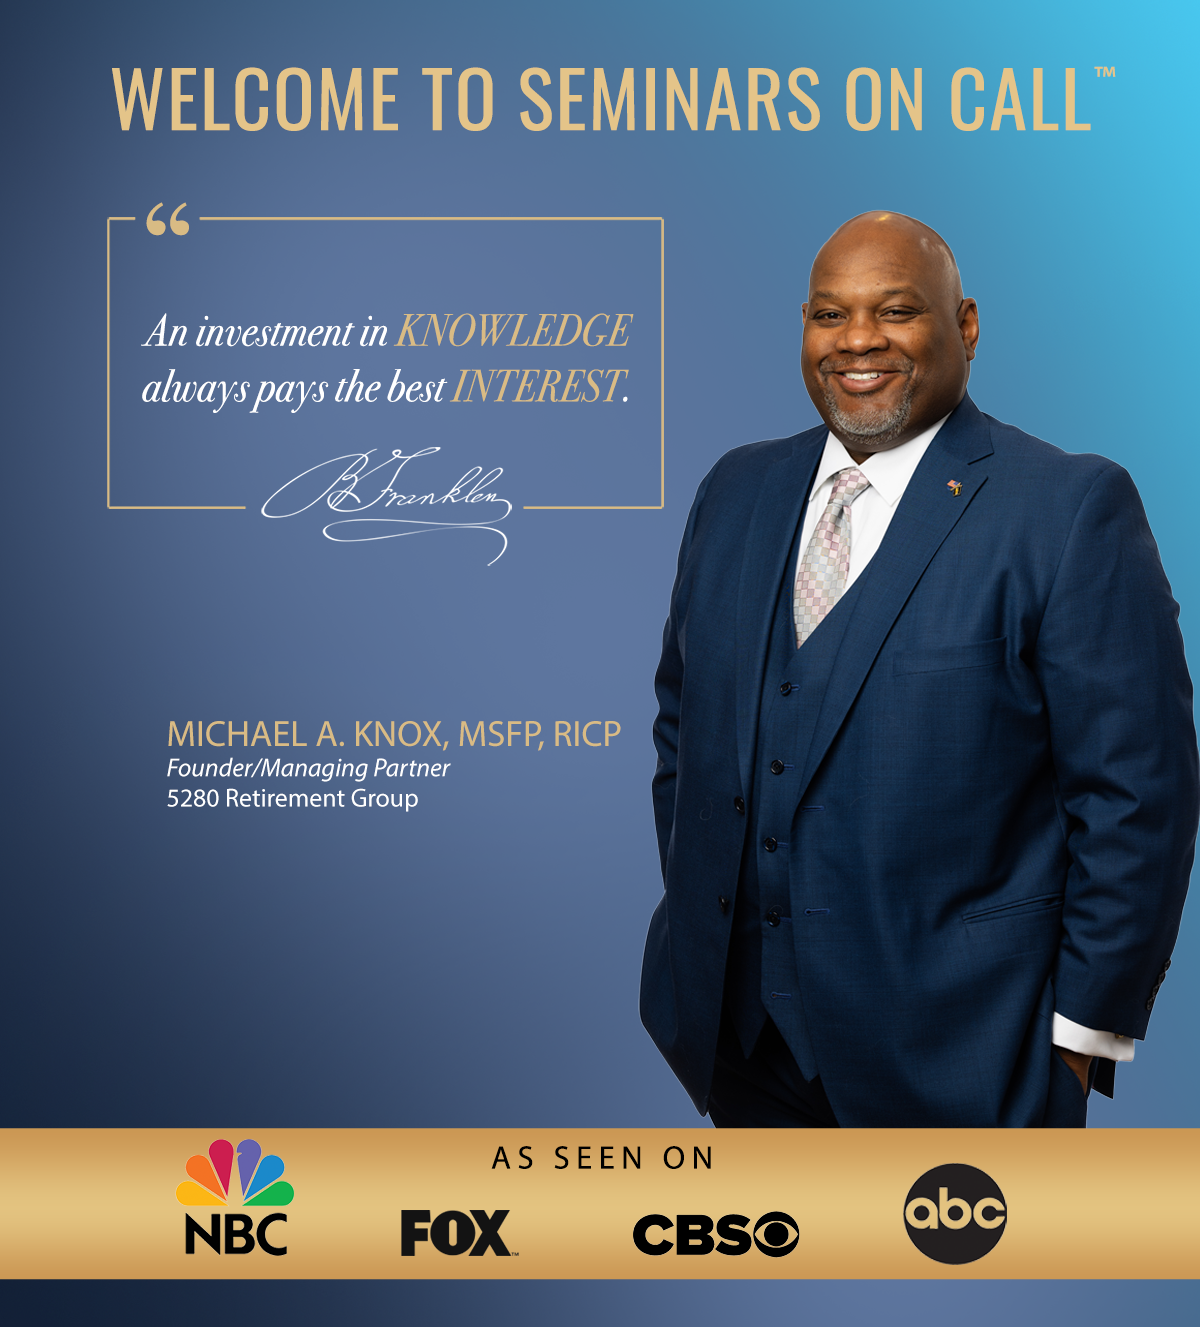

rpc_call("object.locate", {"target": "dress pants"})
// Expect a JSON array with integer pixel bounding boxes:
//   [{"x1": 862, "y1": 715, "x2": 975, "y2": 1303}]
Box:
[
  {"x1": 707, "y1": 1010, "x2": 839, "y2": 1128},
  {"x1": 709, "y1": 1008, "x2": 1095, "y2": 1128}
]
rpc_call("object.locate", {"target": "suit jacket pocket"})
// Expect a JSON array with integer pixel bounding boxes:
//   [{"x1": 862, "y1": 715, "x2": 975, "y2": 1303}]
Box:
[
  {"x1": 962, "y1": 892, "x2": 1064, "y2": 924},
  {"x1": 893, "y1": 636, "x2": 1008, "y2": 676}
]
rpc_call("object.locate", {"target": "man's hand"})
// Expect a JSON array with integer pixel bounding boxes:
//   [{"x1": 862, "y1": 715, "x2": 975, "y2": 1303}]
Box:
[{"x1": 1054, "y1": 1046, "x2": 1093, "y2": 1094}]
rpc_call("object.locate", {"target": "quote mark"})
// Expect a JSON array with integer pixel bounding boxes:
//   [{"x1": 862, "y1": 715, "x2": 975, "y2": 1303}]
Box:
[{"x1": 147, "y1": 202, "x2": 190, "y2": 236}]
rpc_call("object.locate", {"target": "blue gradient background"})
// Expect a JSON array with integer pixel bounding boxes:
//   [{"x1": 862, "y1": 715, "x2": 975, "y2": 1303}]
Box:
[{"x1": 3, "y1": 0, "x2": 1196, "y2": 1321}]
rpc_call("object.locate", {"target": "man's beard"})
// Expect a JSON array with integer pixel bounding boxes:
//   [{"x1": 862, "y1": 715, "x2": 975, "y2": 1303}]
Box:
[{"x1": 820, "y1": 372, "x2": 915, "y2": 448}]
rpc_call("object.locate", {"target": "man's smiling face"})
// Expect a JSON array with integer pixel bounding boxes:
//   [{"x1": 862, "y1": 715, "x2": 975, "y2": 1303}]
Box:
[{"x1": 801, "y1": 212, "x2": 979, "y2": 459}]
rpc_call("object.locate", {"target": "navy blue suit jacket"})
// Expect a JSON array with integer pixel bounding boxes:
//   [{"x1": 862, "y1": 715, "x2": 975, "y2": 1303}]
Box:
[{"x1": 641, "y1": 396, "x2": 1198, "y2": 1126}]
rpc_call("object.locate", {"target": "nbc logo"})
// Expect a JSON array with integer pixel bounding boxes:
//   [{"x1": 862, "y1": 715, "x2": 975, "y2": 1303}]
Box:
[{"x1": 176, "y1": 1138, "x2": 294, "y2": 1256}]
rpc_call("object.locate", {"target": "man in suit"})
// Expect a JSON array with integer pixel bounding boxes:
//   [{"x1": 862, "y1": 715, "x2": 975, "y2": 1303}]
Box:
[{"x1": 640, "y1": 211, "x2": 1197, "y2": 1127}]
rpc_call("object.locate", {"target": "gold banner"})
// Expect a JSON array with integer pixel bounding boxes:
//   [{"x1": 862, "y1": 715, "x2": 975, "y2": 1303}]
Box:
[{"x1": 1, "y1": 1129, "x2": 1196, "y2": 1279}]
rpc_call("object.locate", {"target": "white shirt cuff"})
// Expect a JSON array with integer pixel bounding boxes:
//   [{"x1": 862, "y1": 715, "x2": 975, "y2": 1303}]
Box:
[{"x1": 1052, "y1": 1012, "x2": 1135, "y2": 1062}]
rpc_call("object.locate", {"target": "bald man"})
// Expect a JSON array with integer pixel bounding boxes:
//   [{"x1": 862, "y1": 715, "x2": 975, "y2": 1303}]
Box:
[{"x1": 640, "y1": 212, "x2": 1197, "y2": 1127}]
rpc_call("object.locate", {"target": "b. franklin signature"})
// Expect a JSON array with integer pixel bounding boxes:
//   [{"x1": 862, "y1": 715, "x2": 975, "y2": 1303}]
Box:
[{"x1": 261, "y1": 447, "x2": 511, "y2": 564}]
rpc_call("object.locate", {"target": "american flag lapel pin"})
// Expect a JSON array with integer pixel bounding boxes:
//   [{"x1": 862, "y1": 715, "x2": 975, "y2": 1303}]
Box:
[{"x1": 947, "y1": 479, "x2": 962, "y2": 496}]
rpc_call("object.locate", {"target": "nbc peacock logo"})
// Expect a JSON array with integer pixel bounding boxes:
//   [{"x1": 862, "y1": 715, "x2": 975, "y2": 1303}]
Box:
[{"x1": 176, "y1": 1138, "x2": 294, "y2": 1257}]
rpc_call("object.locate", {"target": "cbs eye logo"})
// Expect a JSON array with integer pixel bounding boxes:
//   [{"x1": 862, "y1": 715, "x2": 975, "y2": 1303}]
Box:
[
  {"x1": 633, "y1": 1211, "x2": 799, "y2": 1257},
  {"x1": 903, "y1": 1164, "x2": 1007, "y2": 1265}
]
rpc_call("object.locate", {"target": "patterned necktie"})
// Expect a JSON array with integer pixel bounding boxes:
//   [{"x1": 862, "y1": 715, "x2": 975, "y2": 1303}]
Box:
[{"x1": 793, "y1": 467, "x2": 871, "y2": 646}]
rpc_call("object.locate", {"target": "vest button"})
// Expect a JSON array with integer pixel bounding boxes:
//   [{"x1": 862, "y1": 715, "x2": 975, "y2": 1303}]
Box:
[
  {"x1": 733, "y1": 796, "x2": 745, "y2": 814},
  {"x1": 770, "y1": 759, "x2": 785, "y2": 775},
  {"x1": 779, "y1": 682, "x2": 792, "y2": 695},
  {"x1": 763, "y1": 837, "x2": 777, "y2": 852},
  {"x1": 718, "y1": 895, "x2": 729, "y2": 914},
  {"x1": 766, "y1": 906, "x2": 782, "y2": 927}
]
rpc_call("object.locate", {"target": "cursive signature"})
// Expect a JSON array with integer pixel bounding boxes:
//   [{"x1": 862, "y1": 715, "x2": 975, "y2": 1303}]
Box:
[{"x1": 261, "y1": 447, "x2": 512, "y2": 564}]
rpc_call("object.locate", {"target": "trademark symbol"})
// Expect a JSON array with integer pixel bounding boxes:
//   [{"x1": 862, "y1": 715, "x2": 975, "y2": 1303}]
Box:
[{"x1": 1094, "y1": 66, "x2": 1116, "y2": 77}]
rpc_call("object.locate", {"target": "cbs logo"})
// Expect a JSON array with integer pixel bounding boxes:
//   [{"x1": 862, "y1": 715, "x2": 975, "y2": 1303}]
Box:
[
  {"x1": 904, "y1": 1164, "x2": 1007, "y2": 1264},
  {"x1": 633, "y1": 1212, "x2": 798, "y2": 1257}
]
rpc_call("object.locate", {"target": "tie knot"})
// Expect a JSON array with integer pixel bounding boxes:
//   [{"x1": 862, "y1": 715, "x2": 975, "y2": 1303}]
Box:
[{"x1": 829, "y1": 467, "x2": 870, "y2": 505}]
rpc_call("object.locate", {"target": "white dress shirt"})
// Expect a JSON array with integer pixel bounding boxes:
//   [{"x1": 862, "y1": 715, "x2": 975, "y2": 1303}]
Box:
[{"x1": 799, "y1": 416, "x2": 1133, "y2": 1065}]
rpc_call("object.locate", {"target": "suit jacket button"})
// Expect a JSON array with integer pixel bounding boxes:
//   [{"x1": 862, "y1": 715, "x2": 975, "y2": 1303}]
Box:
[
  {"x1": 779, "y1": 682, "x2": 792, "y2": 695},
  {"x1": 718, "y1": 896, "x2": 729, "y2": 914},
  {"x1": 766, "y1": 906, "x2": 781, "y2": 927},
  {"x1": 763, "y1": 837, "x2": 777, "y2": 852},
  {"x1": 770, "y1": 759, "x2": 785, "y2": 775},
  {"x1": 733, "y1": 797, "x2": 745, "y2": 814}
]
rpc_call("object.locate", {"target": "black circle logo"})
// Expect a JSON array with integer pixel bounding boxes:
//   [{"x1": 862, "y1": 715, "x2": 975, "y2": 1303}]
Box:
[
  {"x1": 903, "y1": 1164, "x2": 1007, "y2": 1264},
  {"x1": 752, "y1": 1211, "x2": 799, "y2": 1257}
]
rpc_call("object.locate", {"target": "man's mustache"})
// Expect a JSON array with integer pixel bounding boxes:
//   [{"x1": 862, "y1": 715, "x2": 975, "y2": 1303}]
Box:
[{"x1": 819, "y1": 357, "x2": 913, "y2": 375}]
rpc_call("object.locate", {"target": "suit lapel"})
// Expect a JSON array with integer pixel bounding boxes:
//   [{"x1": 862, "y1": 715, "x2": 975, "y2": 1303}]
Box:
[
  {"x1": 795, "y1": 396, "x2": 995, "y2": 798},
  {"x1": 734, "y1": 433, "x2": 824, "y2": 796}
]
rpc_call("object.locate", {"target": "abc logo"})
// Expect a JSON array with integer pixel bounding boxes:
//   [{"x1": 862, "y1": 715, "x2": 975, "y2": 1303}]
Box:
[
  {"x1": 633, "y1": 1212, "x2": 798, "y2": 1257},
  {"x1": 903, "y1": 1164, "x2": 1007, "y2": 1265}
]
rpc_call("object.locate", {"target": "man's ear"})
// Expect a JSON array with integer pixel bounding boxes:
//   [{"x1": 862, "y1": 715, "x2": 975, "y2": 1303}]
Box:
[
  {"x1": 958, "y1": 297, "x2": 980, "y2": 362},
  {"x1": 801, "y1": 301, "x2": 809, "y2": 325}
]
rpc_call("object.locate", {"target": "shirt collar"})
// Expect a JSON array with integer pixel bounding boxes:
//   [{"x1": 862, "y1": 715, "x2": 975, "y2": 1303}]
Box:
[{"x1": 811, "y1": 414, "x2": 951, "y2": 508}]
